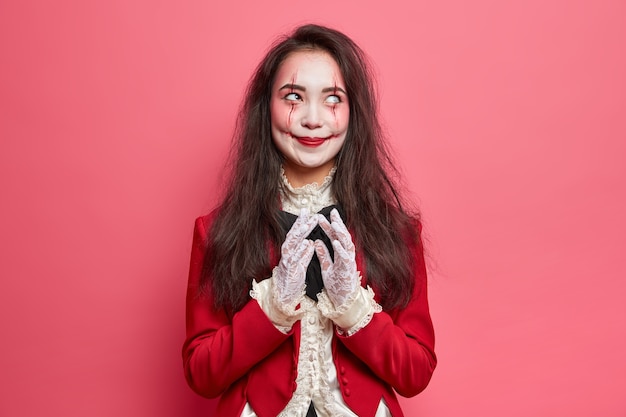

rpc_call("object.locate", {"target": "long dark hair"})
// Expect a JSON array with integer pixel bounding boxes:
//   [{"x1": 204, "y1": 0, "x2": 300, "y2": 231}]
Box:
[{"x1": 202, "y1": 24, "x2": 421, "y2": 311}]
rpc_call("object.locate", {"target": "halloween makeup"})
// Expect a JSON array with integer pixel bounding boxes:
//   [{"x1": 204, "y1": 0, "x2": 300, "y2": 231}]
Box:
[{"x1": 270, "y1": 50, "x2": 349, "y2": 187}]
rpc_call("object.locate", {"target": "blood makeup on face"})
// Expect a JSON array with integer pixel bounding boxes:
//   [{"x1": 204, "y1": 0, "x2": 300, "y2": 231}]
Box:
[
  {"x1": 270, "y1": 50, "x2": 349, "y2": 185},
  {"x1": 287, "y1": 73, "x2": 297, "y2": 127}
]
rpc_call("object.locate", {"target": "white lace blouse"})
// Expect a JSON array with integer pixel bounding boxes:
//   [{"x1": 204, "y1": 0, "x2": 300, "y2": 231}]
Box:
[{"x1": 243, "y1": 168, "x2": 390, "y2": 417}]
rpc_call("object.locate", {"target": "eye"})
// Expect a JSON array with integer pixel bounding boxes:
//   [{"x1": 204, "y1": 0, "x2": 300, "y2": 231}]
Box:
[
  {"x1": 325, "y1": 95, "x2": 341, "y2": 104},
  {"x1": 283, "y1": 92, "x2": 301, "y2": 101}
]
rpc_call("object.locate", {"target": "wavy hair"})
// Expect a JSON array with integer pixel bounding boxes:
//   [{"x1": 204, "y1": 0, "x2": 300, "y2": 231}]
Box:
[{"x1": 202, "y1": 24, "x2": 421, "y2": 312}]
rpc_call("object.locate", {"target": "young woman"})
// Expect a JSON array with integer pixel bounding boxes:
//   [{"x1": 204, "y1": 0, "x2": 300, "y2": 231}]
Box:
[{"x1": 183, "y1": 24, "x2": 436, "y2": 417}]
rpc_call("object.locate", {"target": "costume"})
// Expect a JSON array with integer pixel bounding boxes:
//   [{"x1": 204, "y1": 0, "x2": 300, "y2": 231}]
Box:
[{"x1": 182, "y1": 176, "x2": 436, "y2": 417}]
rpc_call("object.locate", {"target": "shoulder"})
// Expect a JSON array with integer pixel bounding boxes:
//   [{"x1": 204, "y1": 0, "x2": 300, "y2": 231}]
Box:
[
  {"x1": 189, "y1": 208, "x2": 224, "y2": 260},
  {"x1": 398, "y1": 213, "x2": 423, "y2": 249},
  {"x1": 193, "y1": 207, "x2": 222, "y2": 239}
]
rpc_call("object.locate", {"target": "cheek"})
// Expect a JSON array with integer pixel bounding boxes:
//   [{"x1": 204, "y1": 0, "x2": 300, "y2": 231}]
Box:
[
  {"x1": 334, "y1": 106, "x2": 350, "y2": 132},
  {"x1": 328, "y1": 136, "x2": 347, "y2": 158},
  {"x1": 270, "y1": 100, "x2": 286, "y2": 129},
  {"x1": 271, "y1": 99, "x2": 298, "y2": 131}
]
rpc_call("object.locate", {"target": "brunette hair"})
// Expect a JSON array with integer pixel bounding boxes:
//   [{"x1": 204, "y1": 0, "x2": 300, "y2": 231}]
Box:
[{"x1": 202, "y1": 24, "x2": 421, "y2": 311}]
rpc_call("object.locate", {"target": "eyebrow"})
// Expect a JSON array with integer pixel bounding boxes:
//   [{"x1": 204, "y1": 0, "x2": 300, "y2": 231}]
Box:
[{"x1": 278, "y1": 83, "x2": 347, "y2": 95}]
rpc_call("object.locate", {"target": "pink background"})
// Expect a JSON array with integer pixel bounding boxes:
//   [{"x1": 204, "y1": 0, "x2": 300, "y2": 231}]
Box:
[{"x1": 1, "y1": 1, "x2": 625, "y2": 416}]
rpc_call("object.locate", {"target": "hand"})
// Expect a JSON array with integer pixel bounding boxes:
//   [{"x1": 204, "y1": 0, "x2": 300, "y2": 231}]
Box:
[
  {"x1": 272, "y1": 209, "x2": 318, "y2": 313},
  {"x1": 314, "y1": 209, "x2": 360, "y2": 309}
]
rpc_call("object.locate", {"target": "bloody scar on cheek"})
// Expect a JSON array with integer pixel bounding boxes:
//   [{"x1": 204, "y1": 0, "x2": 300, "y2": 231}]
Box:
[
  {"x1": 332, "y1": 80, "x2": 339, "y2": 128},
  {"x1": 287, "y1": 73, "x2": 297, "y2": 127}
]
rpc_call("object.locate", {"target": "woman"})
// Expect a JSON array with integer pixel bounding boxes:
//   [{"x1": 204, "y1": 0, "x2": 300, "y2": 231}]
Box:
[{"x1": 183, "y1": 24, "x2": 436, "y2": 417}]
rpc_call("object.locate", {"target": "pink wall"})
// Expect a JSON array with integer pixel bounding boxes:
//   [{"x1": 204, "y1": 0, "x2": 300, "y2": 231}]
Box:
[{"x1": 1, "y1": 1, "x2": 625, "y2": 416}]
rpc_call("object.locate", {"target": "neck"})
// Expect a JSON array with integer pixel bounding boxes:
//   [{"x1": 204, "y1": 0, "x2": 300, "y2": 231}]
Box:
[{"x1": 282, "y1": 161, "x2": 335, "y2": 188}]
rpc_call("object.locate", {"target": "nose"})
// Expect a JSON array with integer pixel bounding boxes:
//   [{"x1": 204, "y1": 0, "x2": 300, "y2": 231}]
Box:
[{"x1": 300, "y1": 103, "x2": 323, "y2": 129}]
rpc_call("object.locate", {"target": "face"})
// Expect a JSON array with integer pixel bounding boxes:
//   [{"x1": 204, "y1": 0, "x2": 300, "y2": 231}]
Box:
[{"x1": 270, "y1": 50, "x2": 349, "y2": 186}]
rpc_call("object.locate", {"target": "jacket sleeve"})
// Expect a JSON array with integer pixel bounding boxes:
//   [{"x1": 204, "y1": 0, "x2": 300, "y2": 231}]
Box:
[
  {"x1": 336, "y1": 221, "x2": 437, "y2": 398},
  {"x1": 182, "y1": 215, "x2": 292, "y2": 398}
]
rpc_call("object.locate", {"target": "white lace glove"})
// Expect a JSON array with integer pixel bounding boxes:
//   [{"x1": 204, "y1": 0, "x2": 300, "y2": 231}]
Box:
[
  {"x1": 271, "y1": 209, "x2": 318, "y2": 320},
  {"x1": 313, "y1": 209, "x2": 360, "y2": 310}
]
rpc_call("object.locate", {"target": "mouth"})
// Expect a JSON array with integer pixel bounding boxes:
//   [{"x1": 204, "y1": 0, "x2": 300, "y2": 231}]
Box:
[{"x1": 289, "y1": 134, "x2": 332, "y2": 147}]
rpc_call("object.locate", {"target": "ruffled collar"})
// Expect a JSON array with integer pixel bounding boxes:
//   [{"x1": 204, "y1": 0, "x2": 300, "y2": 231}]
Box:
[
  {"x1": 279, "y1": 166, "x2": 337, "y2": 215},
  {"x1": 280, "y1": 166, "x2": 336, "y2": 194}
]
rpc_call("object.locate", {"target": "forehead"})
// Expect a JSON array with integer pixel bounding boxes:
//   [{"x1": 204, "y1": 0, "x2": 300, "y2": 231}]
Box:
[{"x1": 274, "y1": 50, "x2": 345, "y2": 87}]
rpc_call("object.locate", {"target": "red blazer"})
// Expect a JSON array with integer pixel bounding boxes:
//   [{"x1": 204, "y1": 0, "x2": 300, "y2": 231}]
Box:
[{"x1": 182, "y1": 212, "x2": 436, "y2": 417}]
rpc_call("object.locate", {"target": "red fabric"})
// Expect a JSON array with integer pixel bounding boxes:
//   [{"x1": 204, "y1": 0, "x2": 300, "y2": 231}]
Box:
[{"x1": 182, "y1": 212, "x2": 436, "y2": 417}]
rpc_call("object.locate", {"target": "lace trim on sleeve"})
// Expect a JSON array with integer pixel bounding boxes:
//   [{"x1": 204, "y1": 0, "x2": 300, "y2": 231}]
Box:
[
  {"x1": 337, "y1": 286, "x2": 382, "y2": 337},
  {"x1": 249, "y1": 278, "x2": 303, "y2": 333},
  {"x1": 317, "y1": 283, "x2": 382, "y2": 336}
]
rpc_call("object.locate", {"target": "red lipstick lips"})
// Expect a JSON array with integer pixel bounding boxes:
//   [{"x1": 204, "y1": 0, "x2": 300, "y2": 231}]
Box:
[{"x1": 293, "y1": 135, "x2": 328, "y2": 147}]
